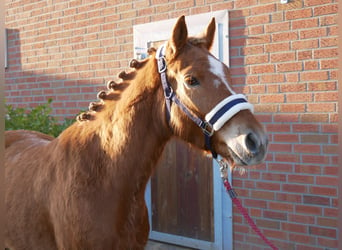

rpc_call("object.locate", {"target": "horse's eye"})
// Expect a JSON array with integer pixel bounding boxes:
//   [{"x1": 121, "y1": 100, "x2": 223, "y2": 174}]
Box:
[{"x1": 184, "y1": 75, "x2": 200, "y2": 87}]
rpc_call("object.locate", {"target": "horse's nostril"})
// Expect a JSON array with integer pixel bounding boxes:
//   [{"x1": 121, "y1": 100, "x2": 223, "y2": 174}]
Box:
[{"x1": 245, "y1": 132, "x2": 259, "y2": 154}]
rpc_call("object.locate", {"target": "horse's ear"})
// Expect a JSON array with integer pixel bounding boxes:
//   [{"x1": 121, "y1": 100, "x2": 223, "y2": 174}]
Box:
[
  {"x1": 202, "y1": 17, "x2": 216, "y2": 50},
  {"x1": 167, "y1": 15, "x2": 188, "y2": 58}
]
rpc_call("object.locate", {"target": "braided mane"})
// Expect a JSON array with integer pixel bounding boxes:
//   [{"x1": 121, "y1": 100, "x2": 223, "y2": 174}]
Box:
[{"x1": 76, "y1": 48, "x2": 156, "y2": 122}]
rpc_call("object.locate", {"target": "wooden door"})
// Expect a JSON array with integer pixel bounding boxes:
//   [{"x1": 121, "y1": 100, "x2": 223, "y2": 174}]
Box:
[{"x1": 151, "y1": 138, "x2": 214, "y2": 242}]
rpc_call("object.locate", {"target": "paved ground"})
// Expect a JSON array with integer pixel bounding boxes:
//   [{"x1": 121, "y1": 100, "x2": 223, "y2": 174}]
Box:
[{"x1": 145, "y1": 240, "x2": 195, "y2": 250}]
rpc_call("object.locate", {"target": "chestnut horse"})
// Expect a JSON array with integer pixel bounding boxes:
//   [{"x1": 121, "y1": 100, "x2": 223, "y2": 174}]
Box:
[{"x1": 5, "y1": 16, "x2": 268, "y2": 249}]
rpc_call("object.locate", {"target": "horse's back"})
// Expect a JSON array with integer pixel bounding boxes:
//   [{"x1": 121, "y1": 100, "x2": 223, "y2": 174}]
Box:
[
  {"x1": 5, "y1": 130, "x2": 58, "y2": 250},
  {"x1": 5, "y1": 129, "x2": 54, "y2": 148}
]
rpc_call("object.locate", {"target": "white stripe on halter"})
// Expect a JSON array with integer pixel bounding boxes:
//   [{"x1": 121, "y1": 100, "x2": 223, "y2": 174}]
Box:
[{"x1": 205, "y1": 94, "x2": 254, "y2": 131}]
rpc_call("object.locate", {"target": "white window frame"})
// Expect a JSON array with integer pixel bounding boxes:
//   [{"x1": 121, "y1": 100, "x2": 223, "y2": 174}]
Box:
[{"x1": 134, "y1": 10, "x2": 233, "y2": 250}]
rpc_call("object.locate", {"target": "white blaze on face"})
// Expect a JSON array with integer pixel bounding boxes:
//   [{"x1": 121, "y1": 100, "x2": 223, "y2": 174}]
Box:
[{"x1": 208, "y1": 55, "x2": 236, "y2": 94}]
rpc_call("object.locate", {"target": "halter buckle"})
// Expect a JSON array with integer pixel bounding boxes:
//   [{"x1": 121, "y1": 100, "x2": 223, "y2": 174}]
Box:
[
  {"x1": 164, "y1": 86, "x2": 174, "y2": 100},
  {"x1": 157, "y1": 57, "x2": 167, "y2": 73},
  {"x1": 202, "y1": 121, "x2": 214, "y2": 137}
]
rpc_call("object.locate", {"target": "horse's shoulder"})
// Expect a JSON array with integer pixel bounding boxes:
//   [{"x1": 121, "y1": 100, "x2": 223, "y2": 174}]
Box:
[{"x1": 5, "y1": 130, "x2": 54, "y2": 148}]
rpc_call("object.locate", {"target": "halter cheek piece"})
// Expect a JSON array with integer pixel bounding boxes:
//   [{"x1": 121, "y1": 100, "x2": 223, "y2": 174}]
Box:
[{"x1": 156, "y1": 44, "x2": 254, "y2": 159}]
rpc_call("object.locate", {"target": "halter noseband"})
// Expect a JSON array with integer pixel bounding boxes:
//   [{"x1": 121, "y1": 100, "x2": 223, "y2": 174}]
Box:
[{"x1": 156, "y1": 44, "x2": 254, "y2": 159}]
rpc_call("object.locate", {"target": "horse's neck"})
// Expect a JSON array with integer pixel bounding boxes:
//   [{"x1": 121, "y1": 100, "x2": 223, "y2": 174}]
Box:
[{"x1": 57, "y1": 58, "x2": 170, "y2": 192}]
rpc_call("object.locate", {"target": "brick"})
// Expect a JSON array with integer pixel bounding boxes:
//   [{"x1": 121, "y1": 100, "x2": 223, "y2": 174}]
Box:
[
  {"x1": 329, "y1": 69, "x2": 337, "y2": 79},
  {"x1": 310, "y1": 186, "x2": 337, "y2": 197},
  {"x1": 268, "y1": 143, "x2": 292, "y2": 153},
  {"x1": 269, "y1": 202, "x2": 294, "y2": 212},
  {"x1": 303, "y1": 0, "x2": 333, "y2": 6},
  {"x1": 250, "y1": 190, "x2": 275, "y2": 200},
  {"x1": 250, "y1": 64, "x2": 275, "y2": 74},
  {"x1": 276, "y1": 193, "x2": 302, "y2": 203},
  {"x1": 320, "y1": 15, "x2": 337, "y2": 26},
  {"x1": 240, "y1": 45, "x2": 264, "y2": 55},
  {"x1": 272, "y1": 31, "x2": 298, "y2": 42},
  {"x1": 245, "y1": 14, "x2": 270, "y2": 26},
  {"x1": 265, "y1": 21, "x2": 289, "y2": 33},
  {"x1": 248, "y1": 25, "x2": 263, "y2": 35},
  {"x1": 309, "y1": 226, "x2": 336, "y2": 238},
  {"x1": 308, "y1": 81, "x2": 336, "y2": 91},
  {"x1": 303, "y1": 195, "x2": 330, "y2": 206},
  {"x1": 268, "y1": 163, "x2": 292, "y2": 172},
  {"x1": 293, "y1": 144, "x2": 320, "y2": 154},
  {"x1": 246, "y1": 34, "x2": 271, "y2": 45},
  {"x1": 266, "y1": 84, "x2": 279, "y2": 93},
  {"x1": 245, "y1": 55, "x2": 269, "y2": 65},
  {"x1": 288, "y1": 174, "x2": 314, "y2": 184},
  {"x1": 289, "y1": 234, "x2": 316, "y2": 245},
  {"x1": 297, "y1": 50, "x2": 312, "y2": 60},
  {"x1": 273, "y1": 114, "x2": 299, "y2": 122},
  {"x1": 303, "y1": 155, "x2": 330, "y2": 165},
  {"x1": 255, "y1": 219, "x2": 280, "y2": 229},
  {"x1": 324, "y1": 207, "x2": 338, "y2": 217},
  {"x1": 313, "y1": 4, "x2": 338, "y2": 16},
  {"x1": 322, "y1": 124, "x2": 338, "y2": 134},
  {"x1": 307, "y1": 103, "x2": 335, "y2": 112},
  {"x1": 230, "y1": 27, "x2": 248, "y2": 37},
  {"x1": 292, "y1": 18, "x2": 319, "y2": 29},
  {"x1": 244, "y1": 199, "x2": 267, "y2": 209},
  {"x1": 175, "y1": 0, "x2": 194, "y2": 9},
  {"x1": 270, "y1": 52, "x2": 295, "y2": 63},
  {"x1": 282, "y1": 222, "x2": 308, "y2": 233},
  {"x1": 317, "y1": 237, "x2": 338, "y2": 249},
  {"x1": 323, "y1": 166, "x2": 338, "y2": 176},
  {"x1": 211, "y1": 2, "x2": 233, "y2": 12},
  {"x1": 285, "y1": 9, "x2": 312, "y2": 20},
  {"x1": 291, "y1": 39, "x2": 318, "y2": 50},
  {"x1": 296, "y1": 205, "x2": 322, "y2": 216},
  {"x1": 328, "y1": 25, "x2": 338, "y2": 36},
  {"x1": 300, "y1": 71, "x2": 329, "y2": 81},
  {"x1": 323, "y1": 144, "x2": 338, "y2": 154},
  {"x1": 265, "y1": 42, "x2": 290, "y2": 52},
  {"x1": 317, "y1": 217, "x2": 337, "y2": 228},
  {"x1": 263, "y1": 229, "x2": 288, "y2": 240},
  {"x1": 260, "y1": 74, "x2": 285, "y2": 83},
  {"x1": 282, "y1": 183, "x2": 307, "y2": 193},
  {"x1": 259, "y1": 94, "x2": 284, "y2": 103},
  {"x1": 320, "y1": 59, "x2": 338, "y2": 69},
  {"x1": 316, "y1": 176, "x2": 338, "y2": 186},
  {"x1": 288, "y1": 214, "x2": 315, "y2": 224},
  {"x1": 273, "y1": 134, "x2": 299, "y2": 143},
  {"x1": 235, "y1": 0, "x2": 258, "y2": 8},
  {"x1": 277, "y1": 62, "x2": 302, "y2": 72},
  {"x1": 301, "y1": 134, "x2": 329, "y2": 144},
  {"x1": 286, "y1": 93, "x2": 312, "y2": 103},
  {"x1": 250, "y1": 85, "x2": 265, "y2": 94},
  {"x1": 320, "y1": 37, "x2": 338, "y2": 47},
  {"x1": 250, "y1": 3, "x2": 276, "y2": 15},
  {"x1": 300, "y1": 28, "x2": 327, "y2": 39},
  {"x1": 314, "y1": 91, "x2": 338, "y2": 102},
  {"x1": 262, "y1": 172, "x2": 287, "y2": 182},
  {"x1": 314, "y1": 48, "x2": 338, "y2": 59},
  {"x1": 263, "y1": 210, "x2": 287, "y2": 221}
]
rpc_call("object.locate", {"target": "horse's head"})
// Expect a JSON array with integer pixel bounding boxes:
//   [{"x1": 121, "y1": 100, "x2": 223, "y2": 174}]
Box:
[{"x1": 159, "y1": 16, "x2": 268, "y2": 169}]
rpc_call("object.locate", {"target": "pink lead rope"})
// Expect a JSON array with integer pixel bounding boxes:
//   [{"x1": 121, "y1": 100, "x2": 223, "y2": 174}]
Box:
[{"x1": 217, "y1": 159, "x2": 279, "y2": 250}]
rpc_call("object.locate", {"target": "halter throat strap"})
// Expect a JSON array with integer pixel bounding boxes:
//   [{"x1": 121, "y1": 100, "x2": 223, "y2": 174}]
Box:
[{"x1": 155, "y1": 44, "x2": 253, "y2": 158}]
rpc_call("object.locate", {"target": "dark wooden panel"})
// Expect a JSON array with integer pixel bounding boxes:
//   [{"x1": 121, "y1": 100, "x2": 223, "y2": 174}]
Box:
[{"x1": 151, "y1": 138, "x2": 214, "y2": 241}]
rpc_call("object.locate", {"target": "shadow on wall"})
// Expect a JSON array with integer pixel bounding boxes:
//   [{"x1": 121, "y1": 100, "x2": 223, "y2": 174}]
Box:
[{"x1": 4, "y1": 28, "x2": 113, "y2": 121}]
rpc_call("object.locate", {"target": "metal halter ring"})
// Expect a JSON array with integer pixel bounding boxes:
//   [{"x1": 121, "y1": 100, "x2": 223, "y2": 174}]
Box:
[{"x1": 201, "y1": 121, "x2": 214, "y2": 137}]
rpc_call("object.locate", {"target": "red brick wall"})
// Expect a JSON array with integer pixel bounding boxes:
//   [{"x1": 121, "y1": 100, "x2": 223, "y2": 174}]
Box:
[{"x1": 5, "y1": 0, "x2": 338, "y2": 249}]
